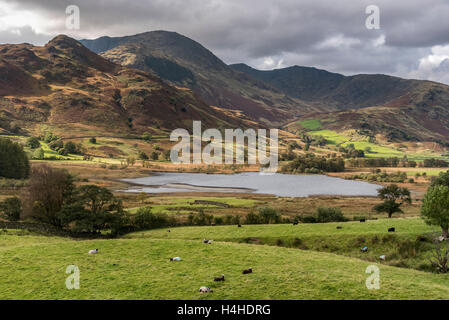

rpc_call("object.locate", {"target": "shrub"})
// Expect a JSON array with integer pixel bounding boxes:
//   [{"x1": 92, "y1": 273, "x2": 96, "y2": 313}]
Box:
[
  {"x1": 315, "y1": 207, "x2": 348, "y2": 222},
  {"x1": 134, "y1": 207, "x2": 169, "y2": 230},
  {"x1": 138, "y1": 151, "x2": 148, "y2": 160},
  {"x1": 26, "y1": 137, "x2": 40, "y2": 149},
  {"x1": 33, "y1": 148, "x2": 45, "y2": 160},
  {"x1": 258, "y1": 207, "x2": 280, "y2": 224},
  {"x1": 0, "y1": 197, "x2": 22, "y2": 221},
  {"x1": 245, "y1": 211, "x2": 261, "y2": 224},
  {"x1": 299, "y1": 215, "x2": 317, "y2": 223}
]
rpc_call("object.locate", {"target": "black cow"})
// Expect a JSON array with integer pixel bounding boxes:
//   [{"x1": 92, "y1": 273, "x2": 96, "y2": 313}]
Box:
[
  {"x1": 360, "y1": 219, "x2": 366, "y2": 223},
  {"x1": 388, "y1": 227, "x2": 395, "y2": 232}
]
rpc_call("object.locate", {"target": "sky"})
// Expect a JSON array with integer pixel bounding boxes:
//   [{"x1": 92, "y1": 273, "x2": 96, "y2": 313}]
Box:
[{"x1": 0, "y1": 0, "x2": 448, "y2": 84}]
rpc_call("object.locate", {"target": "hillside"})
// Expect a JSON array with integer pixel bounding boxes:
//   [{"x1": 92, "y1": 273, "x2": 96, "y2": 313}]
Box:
[
  {"x1": 0, "y1": 35, "x2": 246, "y2": 139},
  {"x1": 79, "y1": 31, "x2": 449, "y2": 145},
  {"x1": 80, "y1": 31, "x2": 319, "y2": 125},
  {"x1": 230, "y1": 64, "x2": 449, "y2": 144}
]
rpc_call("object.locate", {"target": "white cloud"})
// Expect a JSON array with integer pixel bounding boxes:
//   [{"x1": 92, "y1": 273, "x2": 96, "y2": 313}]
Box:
[{"x1": 407, "y1": 45, "x2": 449, "y2": 84}]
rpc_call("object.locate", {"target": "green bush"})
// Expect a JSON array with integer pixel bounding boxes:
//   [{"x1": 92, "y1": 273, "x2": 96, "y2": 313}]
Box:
[
  {"x1": 0, "y1": 197, "x2": 22, "y2": 221},
  {"x1": 315, "y1": 207, "x2": 348, "y2": 223},
  {"x1": 26, "y1": 137, "x2": 40, "y2": 149},
  {"x1": 134, "y1": 207, "x2": 169, "y2": 230},
  {"x1": 258, "y1": 207, "x2": 280, "y2": 224},
  {"x1": 244, "y1": 212, "x2": 261, "y2": 224},
  {"x1": 0, "y1": 138, "x2": 30, "y2": 179}
]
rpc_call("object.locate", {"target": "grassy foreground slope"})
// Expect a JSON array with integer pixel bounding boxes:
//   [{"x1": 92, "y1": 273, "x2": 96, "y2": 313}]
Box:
[
  {"x1": 1, "y1": 225, "x2": 449, "y2": 299},
  {"x1": 126, "y1": 218, "x2": 444, "y2": 271}
]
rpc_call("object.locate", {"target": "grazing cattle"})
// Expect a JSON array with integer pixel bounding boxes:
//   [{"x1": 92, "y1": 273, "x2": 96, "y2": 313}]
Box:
[
  {"x1": 361, "y1": 246, "x2": 368, "y2": 252},
  {"x1": 360, "y1": 219, "x2": 366, "y2": 223},
  {"x1": 293, "y1": 221, "x2": 299, "y2": 225},
  {"x1": 336, "y1": 226, "x2": 343, "y2": 229},
  {"x1": 214, "y1": 274, "x2": 225, "y2": 282},
  {"x1": 388, "y1": 227, "x2": 395, "y2": 232},
  {"x1": 238, "y1": 224, "x2": 242, "y2": 228},
  {"x1": 242, "y1": 268, "x2": 253, "y2": 274},
  {"x1": 203, "y1": 239, "x2": 213, "y2": 244},
  {"x1": 88, "y1": 249, "x2": 98, "y2": 254},
  {"x1": 199, "y1": 286, "x2": 212, "y2": 293},
  {"x1": 170, "y1": 257, "x2": 181, "y2": 261}
]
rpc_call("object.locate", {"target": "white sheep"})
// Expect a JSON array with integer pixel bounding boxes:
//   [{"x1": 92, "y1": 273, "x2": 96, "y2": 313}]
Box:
[{"x1": 88, "y1": 249, "x2": 99, "y2": 254}]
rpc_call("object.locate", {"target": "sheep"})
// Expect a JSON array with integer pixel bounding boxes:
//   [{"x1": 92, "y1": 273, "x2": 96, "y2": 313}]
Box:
[
  {"x1": 170, "y1": 257, "x2": 182, "y2": 261},
  {"x1": 88, "y1": 249, "x2": 98, "y2": 254},
  {"x1": 242, "y1": 268, "x2": 253, "y2": 274},
  {"x1": 214, "y1": 274, "x2": 225, "y2": 282},
  {"x1": 388, "y1": 227, "x2": 395, "y2": 232},
  {"x1": 361, "y1": 246, "x2": 368, "y2": 252},
  {"x1": 379, "y1": 255, "x2": 386, "y2": 260},
  {"x1": 167, "y1": 230, "x2": 171, "y2": 233},
  {"x1": 203, "y1": 239, "x2": 213, "y2": 244},
  {"x1": 199, "y1": 286, "x2": 212, "y2": 293},
  {"x1": 336, "y1": 226, "x2": 343, "y2": 229},
  {"x1": 293, "y1": 221, "x2": 299, "y2": 225},
  {"x1": 360, "y1": 219, "x2": 366, "y2": 223},
  {"x1": 238, "y1": 224, "x2": 242, "y2": 228}
]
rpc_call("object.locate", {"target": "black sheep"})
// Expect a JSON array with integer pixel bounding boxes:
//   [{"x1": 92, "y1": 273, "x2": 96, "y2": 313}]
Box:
[
  {"x1": 242, "y1": 268, "x2": 253, "y2": 274},
  {"x1": 214, "y1": 274, "x2": 225, "y2": 282}
]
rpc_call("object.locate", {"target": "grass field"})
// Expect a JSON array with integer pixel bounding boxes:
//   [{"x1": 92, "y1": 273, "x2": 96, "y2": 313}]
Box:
[
  {"x1": 2, "y1": 218, "x2": 449, "y2": 299},
  {"x1": 126, "y1": 217, "x2": 444, "y2": 270}
]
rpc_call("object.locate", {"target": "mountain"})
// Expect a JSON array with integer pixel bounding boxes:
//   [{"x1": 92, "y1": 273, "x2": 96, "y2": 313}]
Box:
[
  {"x1": 80, "y1": 31, "x2": 318, "y2": 125},
  {"x1": 0, "y1": 35, "x2": 246, "y2": 138},
  {"x1": 232, "y1": 63, "x2": 449, "y2": 144},
  {"x1": 231, "y1": 64, "x2": 429, "y2": 110}
]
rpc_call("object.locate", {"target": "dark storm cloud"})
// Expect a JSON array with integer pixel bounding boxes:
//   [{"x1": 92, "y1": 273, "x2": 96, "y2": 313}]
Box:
[{"x1": 0, "y1": 0, "x2": 448, "y2": 83}]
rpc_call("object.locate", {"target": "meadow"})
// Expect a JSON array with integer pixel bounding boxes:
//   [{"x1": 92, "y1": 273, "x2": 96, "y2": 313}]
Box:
[{"x1": 1, "y1": 218, "x2": 449, "y2": 300}]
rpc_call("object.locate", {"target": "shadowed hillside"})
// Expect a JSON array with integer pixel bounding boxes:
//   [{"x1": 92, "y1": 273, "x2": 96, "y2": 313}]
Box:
[
  {"x1": 81, "y1": 31, "x2": 318, "y2": 125},
  {"x1": 0, "y1": 35, "x2": 247, "y2": 138}
]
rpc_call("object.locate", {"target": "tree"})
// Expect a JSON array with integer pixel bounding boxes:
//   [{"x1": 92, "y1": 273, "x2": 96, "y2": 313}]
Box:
[
  {"x1": 57, "y1": 185, "x2": 125, "y2": 235},
  {"x1": 26, "y1": 137, "x2": 40, "y2": 149},
  {"x1": 0, "y1": 138, "x2": 30, "y2": 179},
  {"x1": 373, "y1": 184, "x2": 411, "y2": 218},
  {"x1": 430, "y1": 170, "x2": 449, "y2": 188},
  {"x1": 0, "y1": 197, "x2": 22, "y2": 221},
  {"x1": 421, "y1": 185, "x2": 449, "y2": 239},
  {"x1": 64, "y1": 141, "x2": 77, "y2": 154},
  {"x1": 23, "y1": 164, "x2": 75, "y2": 226}
]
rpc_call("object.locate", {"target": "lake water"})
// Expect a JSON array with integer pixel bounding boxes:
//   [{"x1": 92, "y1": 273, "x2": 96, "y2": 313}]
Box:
[{"x1": 121, "y1": 172, "x2": 380, "y2": 197}]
